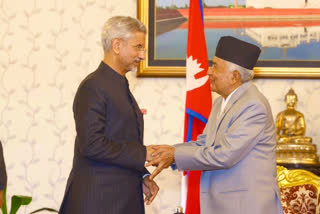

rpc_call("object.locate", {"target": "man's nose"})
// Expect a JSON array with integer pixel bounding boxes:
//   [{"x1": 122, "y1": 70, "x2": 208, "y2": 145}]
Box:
[
  {"x1": 138, "y1": 50, "x2": 145, "y2": 60},
  {"x1": 207, "y1": 67, "x2": 213, "y2": 76}
]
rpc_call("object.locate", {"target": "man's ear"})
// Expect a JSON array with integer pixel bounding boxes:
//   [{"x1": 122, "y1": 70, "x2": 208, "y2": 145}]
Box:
[
  {"x1": 232, "y1": 70, "x2": 241, "y2": 82},
  {"x1": 112, "y1": 38, "x2": 121, "y2": 54}
]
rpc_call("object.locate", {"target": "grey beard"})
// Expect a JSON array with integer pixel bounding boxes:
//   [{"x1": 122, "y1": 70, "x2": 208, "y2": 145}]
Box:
[{"x1": 130, "y1": 66, "x2": 138, "y2": 72}]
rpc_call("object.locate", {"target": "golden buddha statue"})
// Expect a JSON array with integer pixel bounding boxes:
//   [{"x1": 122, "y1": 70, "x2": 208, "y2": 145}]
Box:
[
  {"x1": 276, "y1": 88, "x2": 319, "y2": 165},
  {"x1": 276, "y1": 88, "x2": 312, "y2": 144}
]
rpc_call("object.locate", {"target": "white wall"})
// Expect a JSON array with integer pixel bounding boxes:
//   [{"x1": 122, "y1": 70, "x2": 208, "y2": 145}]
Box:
[{"x1": 0, "y1": 0, "x2": 319, "y2": 213}]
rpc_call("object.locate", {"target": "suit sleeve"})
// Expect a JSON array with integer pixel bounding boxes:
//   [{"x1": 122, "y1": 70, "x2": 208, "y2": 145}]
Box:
[
  {"x1": 175, "y1": 102, "x2": 268, "y2": 171},
  {"x1": 0, "y1": 141, "x2": 7, "y2": 190},
  {"x1": 74, "y1": 85, "x2": 146, "y2": 173}
]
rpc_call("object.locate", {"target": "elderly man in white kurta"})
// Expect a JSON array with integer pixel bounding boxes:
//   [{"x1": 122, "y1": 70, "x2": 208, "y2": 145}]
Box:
[{"x1": 146, "y1": 36, "x2": 284, "y2": 214}]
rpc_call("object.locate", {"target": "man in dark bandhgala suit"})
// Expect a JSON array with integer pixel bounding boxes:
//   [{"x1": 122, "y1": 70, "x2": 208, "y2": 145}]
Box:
[{"x1": 59, "y1": 16, "x2": 158, "y2": 214}]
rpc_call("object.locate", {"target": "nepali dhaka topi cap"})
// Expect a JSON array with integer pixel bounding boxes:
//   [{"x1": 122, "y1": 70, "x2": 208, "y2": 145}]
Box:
[{"x1": 215, "y1": 36, "x2": 261, "y2": 70}]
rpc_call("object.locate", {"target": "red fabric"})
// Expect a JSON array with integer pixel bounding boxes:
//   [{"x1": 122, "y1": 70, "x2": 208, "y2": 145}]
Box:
[
  {"x1": 280, "y1": 184, "x2": 318, "y2": 214},
  {"x1": 318, "y1": 193, "x2": 320, "y2": 214},
  {"x1": 184, "y1": 1, "x2": 212, "y2": 214},
  {"x1": 185, "y1": 171, "x2": 201, "y2": 213},
  {"x1": 185, "y1": 0, "x2": 211, "y2": 117}
]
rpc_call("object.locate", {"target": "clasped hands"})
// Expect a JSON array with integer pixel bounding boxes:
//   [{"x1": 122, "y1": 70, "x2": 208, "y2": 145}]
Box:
[
  {"x1": 146, "y1": 145, "x2": 175, "y2": 180},
  {"x1": 142, "y1": 145, "x2": 175, "y2": 205}
]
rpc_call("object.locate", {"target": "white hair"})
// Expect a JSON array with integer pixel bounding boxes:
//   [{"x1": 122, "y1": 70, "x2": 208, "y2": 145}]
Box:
[
  {"x1": 101, "y1": 16, "x2": 146, "y2": 52},
  {"x1": 225, "y1": 61, "x2": 254, "y2": 82}
]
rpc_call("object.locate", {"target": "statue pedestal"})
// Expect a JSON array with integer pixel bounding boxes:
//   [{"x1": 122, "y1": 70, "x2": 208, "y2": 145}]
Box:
[{"x1": 278, "y1": 163, "x2": 320, "y2": 177}]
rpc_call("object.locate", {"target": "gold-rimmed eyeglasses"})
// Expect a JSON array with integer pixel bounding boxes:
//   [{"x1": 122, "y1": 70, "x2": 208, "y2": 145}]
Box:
[{"x1": 132, "y1": 44, "x2": 146, "y2": 53}]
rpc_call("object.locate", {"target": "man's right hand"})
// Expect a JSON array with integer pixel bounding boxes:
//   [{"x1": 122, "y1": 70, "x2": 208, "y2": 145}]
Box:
[
  {"x1": 145, "y1": 145, "x2": 175, "y2": 180},
  {"x1": 146, "y1": 145, "x2": 155, "y2": 162}
]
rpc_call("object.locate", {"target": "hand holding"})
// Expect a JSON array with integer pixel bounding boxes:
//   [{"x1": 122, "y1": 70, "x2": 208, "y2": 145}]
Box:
[
  {"x1": 143, "y1": 176, "x2": 159, "y2": 205},
  {"x1": 145, "y1": 145, "x2": 175, "y2": 180},
  {"x1": 146, "y1": 145, "x2": 156, "y2": 162}
]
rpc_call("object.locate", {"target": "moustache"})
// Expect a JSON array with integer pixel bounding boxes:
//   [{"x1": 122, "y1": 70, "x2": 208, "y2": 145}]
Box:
[{"x1": 134, "y1": 58, "x2": 142, "y2": 63}]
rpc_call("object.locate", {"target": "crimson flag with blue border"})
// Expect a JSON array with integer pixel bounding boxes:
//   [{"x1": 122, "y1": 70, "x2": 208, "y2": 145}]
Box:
[{"x1": 184, "y1": 0, "x2": 212, "y2": 213}]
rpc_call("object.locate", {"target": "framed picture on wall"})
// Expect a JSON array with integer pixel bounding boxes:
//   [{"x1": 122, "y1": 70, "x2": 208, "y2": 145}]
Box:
[{"x1": 137, "y1": 0, "x2": 320, "y2": 78}]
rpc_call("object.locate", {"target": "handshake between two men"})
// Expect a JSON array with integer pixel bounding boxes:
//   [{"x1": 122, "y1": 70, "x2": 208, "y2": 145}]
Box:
[
  {"x1": 146, "y1": 145, "x2": 176, "y2": 180},
  {"x1": 140, "y1": 145, "x2": 176, "y2": 205}
]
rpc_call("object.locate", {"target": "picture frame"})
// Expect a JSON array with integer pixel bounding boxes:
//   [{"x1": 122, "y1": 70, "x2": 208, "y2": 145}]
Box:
[{"x1": 137, "y1": 0, "x2": 320, "y2": 78}]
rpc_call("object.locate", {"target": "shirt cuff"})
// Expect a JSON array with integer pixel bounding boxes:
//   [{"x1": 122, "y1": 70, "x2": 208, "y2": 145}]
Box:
[
  {"x1": 143, "y1": 173, "x2": 150, "y2": 179},
  {"x1": 171, "y1": 162, "x2": 177, "y2": 170}
]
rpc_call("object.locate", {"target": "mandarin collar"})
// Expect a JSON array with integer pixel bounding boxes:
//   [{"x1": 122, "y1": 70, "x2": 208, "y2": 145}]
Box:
[{"x1": 98, "y1": 61, "x2": 128, "y2": 85}]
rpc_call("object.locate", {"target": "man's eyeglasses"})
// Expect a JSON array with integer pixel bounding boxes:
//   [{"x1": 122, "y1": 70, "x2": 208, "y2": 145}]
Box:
[{"x1": 133, "y1": 44, "x2": 146, "y2": 53}]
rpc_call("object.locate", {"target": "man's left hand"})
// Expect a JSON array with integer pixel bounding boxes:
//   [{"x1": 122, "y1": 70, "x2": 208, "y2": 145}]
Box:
[{"x1": 143, "y1": 176, "x2": 159, "y2": 205}]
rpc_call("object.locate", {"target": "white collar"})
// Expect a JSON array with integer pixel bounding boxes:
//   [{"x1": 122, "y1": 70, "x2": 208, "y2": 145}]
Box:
[{"x1": 220, "y1": 87, "x2": 239, "y2": 116}]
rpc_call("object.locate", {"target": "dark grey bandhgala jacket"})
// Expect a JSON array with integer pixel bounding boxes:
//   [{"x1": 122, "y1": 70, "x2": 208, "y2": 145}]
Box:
[{"x1": 59, "y1": 62, "x2": 148, "y2": 214}]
